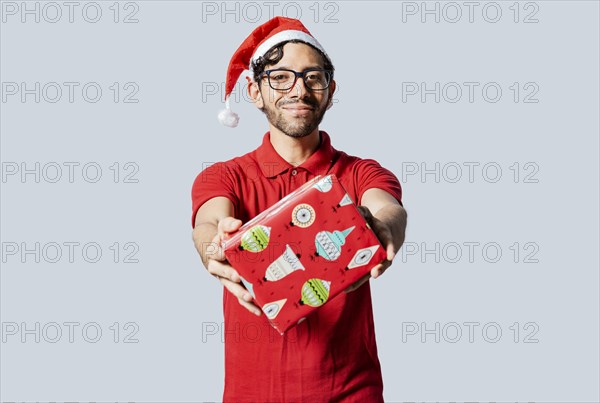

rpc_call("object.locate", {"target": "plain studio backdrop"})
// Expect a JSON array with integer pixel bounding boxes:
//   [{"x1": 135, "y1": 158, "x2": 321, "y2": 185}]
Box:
[{"x1": 1, "y1": 1, "x2": 599, "y2": 402}]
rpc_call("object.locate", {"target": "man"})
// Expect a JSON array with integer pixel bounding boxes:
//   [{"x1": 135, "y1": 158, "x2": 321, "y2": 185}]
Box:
[{"x1": 191, "y1": 17, "x2": 407, "y2": 402}]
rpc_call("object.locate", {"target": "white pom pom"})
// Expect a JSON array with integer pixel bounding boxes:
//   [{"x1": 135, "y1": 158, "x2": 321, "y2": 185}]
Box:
[
  {"x1": 217, "y1": 97, "x2": 239, "y2": 127},
  {"x1": 218, "y1": 107, "x2": 239, "y2": 127}
]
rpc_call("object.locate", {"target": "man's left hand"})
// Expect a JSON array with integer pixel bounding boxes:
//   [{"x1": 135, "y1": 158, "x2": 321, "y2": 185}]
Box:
[{"x1": 344, "y1": 205, "x2": 397, "y2": 293}]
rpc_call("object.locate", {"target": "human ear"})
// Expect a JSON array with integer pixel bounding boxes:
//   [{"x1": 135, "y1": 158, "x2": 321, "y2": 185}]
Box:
[
  {"x1": 247, "y1": 76, "x2": 264, "y2": 108},
  {"x1": 326, "y1": 79, "x2": 336, "y2": 110}
]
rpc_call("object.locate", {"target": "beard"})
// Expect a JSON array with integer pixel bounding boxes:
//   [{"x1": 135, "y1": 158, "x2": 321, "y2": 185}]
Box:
[{"x1": 259, "y1": 93, "x2": 328, "y2": 138}]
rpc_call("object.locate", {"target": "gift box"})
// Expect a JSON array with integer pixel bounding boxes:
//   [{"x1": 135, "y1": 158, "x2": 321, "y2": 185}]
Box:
[{"x1": 222, "y1": 174, "x2": 387, "y2": 335}]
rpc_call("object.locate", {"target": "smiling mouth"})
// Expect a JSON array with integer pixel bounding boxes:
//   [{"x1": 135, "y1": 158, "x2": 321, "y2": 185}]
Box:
[
  {"x1": 282, "y1": 107, "x2": 314, "y2": 117},
  {"x1": 281, "y1": 104, "x2": 315, "y2": 117},
  {"x1": 282, "y1": 105, "x2": 314, "y2": 111}
]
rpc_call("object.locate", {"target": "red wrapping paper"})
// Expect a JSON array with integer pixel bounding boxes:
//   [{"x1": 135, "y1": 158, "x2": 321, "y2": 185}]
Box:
[{"x1": 223, "y1": 174, "x2": 387, "y2": 335}]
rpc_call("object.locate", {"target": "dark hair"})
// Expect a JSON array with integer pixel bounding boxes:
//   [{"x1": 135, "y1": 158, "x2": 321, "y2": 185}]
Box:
[{"x1": 251, "y1": 39, "x2": 335, "y2": 83}]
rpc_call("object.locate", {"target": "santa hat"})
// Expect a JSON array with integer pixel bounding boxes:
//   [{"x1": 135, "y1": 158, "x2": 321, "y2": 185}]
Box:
[{"x1": 218, "y1": 16, "x2": 329, "y2": 128}]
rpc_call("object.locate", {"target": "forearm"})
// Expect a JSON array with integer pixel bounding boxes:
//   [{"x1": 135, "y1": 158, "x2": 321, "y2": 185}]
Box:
[
  {"x1": 192, "y1": 222, "x2": 219, "y2": 269},
  {"x1": 373, "y1": 204, "x2": 407, "y2": 253}
]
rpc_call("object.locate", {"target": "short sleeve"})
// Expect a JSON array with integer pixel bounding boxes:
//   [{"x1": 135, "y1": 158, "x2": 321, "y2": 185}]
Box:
[
  {"x1": 190, "y1": 161, "x2": 239, "y2": 228},
  {"x1": 354, "y1": 159, "x2": 403, "y2": 207}
]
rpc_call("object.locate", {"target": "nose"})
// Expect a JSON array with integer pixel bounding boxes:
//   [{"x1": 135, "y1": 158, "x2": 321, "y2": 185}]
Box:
[{"x1": 288, "y1": 74, "x2": 309, "y2": 99}]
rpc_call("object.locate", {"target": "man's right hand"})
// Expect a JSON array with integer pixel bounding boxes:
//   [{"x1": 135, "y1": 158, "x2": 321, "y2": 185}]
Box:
[{"x1": 206, "y1": 217, "x2": 262, "y2": 316}]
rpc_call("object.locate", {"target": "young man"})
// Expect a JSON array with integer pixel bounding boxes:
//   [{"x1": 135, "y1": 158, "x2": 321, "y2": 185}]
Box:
[{"x1": 191, "y1": 17, "x2": 407, "y2": 402}]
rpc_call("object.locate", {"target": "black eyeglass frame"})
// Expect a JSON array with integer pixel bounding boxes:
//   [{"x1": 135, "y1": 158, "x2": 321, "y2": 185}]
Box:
[{"x1": 259, "y1": 68, "x2": 333, "y2": 91}]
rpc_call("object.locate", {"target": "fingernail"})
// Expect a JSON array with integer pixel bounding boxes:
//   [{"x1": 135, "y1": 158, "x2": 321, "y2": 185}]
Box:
[{"x1": 243, "y1": 293, "x2": 252, "y2": 302}]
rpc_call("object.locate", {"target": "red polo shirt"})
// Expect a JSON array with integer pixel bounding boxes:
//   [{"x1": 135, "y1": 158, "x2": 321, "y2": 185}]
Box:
[{"x1": 191, "y1": 130, "x2": 402, "y2": 403}]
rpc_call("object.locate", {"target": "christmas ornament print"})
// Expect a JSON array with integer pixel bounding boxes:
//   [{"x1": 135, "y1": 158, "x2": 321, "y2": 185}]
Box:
[
  {"x1": 313, "y1": 175, "x2": 333, "y2": 192},
  {"x1": 347, "y1": 245, "x2": 381, "y2": 269},
  {"x1": 264, "y1": 244, "x2": 305, "y2": 281},
  {"x1": 315, "y1": 226, "x2": 355, "y2": 261},
  {"x1": 338, "y1": 193, "x2": 353, "y2": 207},
  {"x1": 291, "y1": 203, "x2": 316, "y2": 228},
  {"x1": 240, "y1": 225, "x2": 270, "y2": 252},
  {"x1": 300, "y1": 278, "x2": 331, "y2": 307},
  {"x1": 262, "y1": 299, "x2": 287, "y2": 319}
]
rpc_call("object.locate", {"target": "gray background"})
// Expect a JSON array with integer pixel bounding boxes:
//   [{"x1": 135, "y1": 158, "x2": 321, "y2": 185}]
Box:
[{"x1": 1, "y1": 1, "x2": 599, "y2": 402}]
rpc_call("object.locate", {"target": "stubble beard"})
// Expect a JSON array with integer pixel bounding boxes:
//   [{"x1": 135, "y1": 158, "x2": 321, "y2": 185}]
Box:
[{"x1": 260, "y1": 92, "x2": 328, "y2": 138}]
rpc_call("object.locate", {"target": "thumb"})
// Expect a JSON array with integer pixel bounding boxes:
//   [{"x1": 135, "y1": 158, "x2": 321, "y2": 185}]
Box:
[{"x1": 218, "y1": 217, "x2": 243, "y2": 239}]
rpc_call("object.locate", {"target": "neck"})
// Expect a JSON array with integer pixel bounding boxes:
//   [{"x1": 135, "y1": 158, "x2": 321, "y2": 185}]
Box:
[{"x1": 269, "y1": 128, "x2": 321, "y2": 166}]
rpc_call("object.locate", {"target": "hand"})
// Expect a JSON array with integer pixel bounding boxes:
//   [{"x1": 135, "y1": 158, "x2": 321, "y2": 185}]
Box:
[
  {"x1": 344, "y1": 206, "x2": 396, "y2": 293},
  {"x1": 206, "y1": 217, "x2": 262, "y2": 316}
]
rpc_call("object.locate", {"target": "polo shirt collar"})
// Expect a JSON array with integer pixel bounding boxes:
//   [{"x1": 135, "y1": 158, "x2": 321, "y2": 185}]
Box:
[{"x1": 255, "y1": 130, "x2": 337, "y2": 178}]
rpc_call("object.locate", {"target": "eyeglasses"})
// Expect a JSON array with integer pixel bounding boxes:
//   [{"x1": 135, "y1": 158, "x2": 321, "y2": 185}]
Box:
[{"x1": 260, "y1": 68, "x2": 333, "y2": 91}]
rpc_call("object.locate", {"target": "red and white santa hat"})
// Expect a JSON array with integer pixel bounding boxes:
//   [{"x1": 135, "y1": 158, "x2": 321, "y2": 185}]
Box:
[{"x1": 218, "y1": 16, "x2": 329, "y2": 128}]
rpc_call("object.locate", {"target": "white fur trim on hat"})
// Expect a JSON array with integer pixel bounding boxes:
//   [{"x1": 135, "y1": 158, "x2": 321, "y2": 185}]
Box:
[{"x1": 250, "y1": 30, "x2": 328, "y2": 65}]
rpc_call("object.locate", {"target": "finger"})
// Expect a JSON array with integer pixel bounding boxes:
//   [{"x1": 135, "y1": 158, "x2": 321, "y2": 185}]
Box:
[
  {"x1": 358, "y1": 208, "x2": 395, "y2": 260},
  {"x1": 344, "y1": 276, "x2": 369, "y2": 293},
  {"x1": 386, "y1": 241, "x2": 396, "y2": 262},
  {"x1": 240, "y1": 299, "x2": 262, "y2": 316},
  {"x1": 218, "y1": 276, "x2": 262, "y2": 316},
  {"x1": 370, "y1": 263, "x2": 384, "y2": 279},
  {"x1": 203, "y1": 239, "x2": 224, "y2": 261},
  {"x1": 218, "y1": 275, "x2": 260, "y2": 312},
  {"x1": 209, "y1": 224, "x2": 240, "y2": 262},
  {"x1": 218, "y1": 217, "x2": 243, "y2": 240},
  {"x1": 344, "y1": 272, "x2": 371, "y2": 293},
  {"x1": 357, "y1": 206, "x2": 374, "y2": 227},
  {"x1": 371, "y1": 222, "x2": 394, "y2": 261},
  {"x1": 208, "y1": 259, "x2": 241, "y2": 283},
  {"x1": 371, "y1": 261, "x2": 392, "y2": 279}
]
